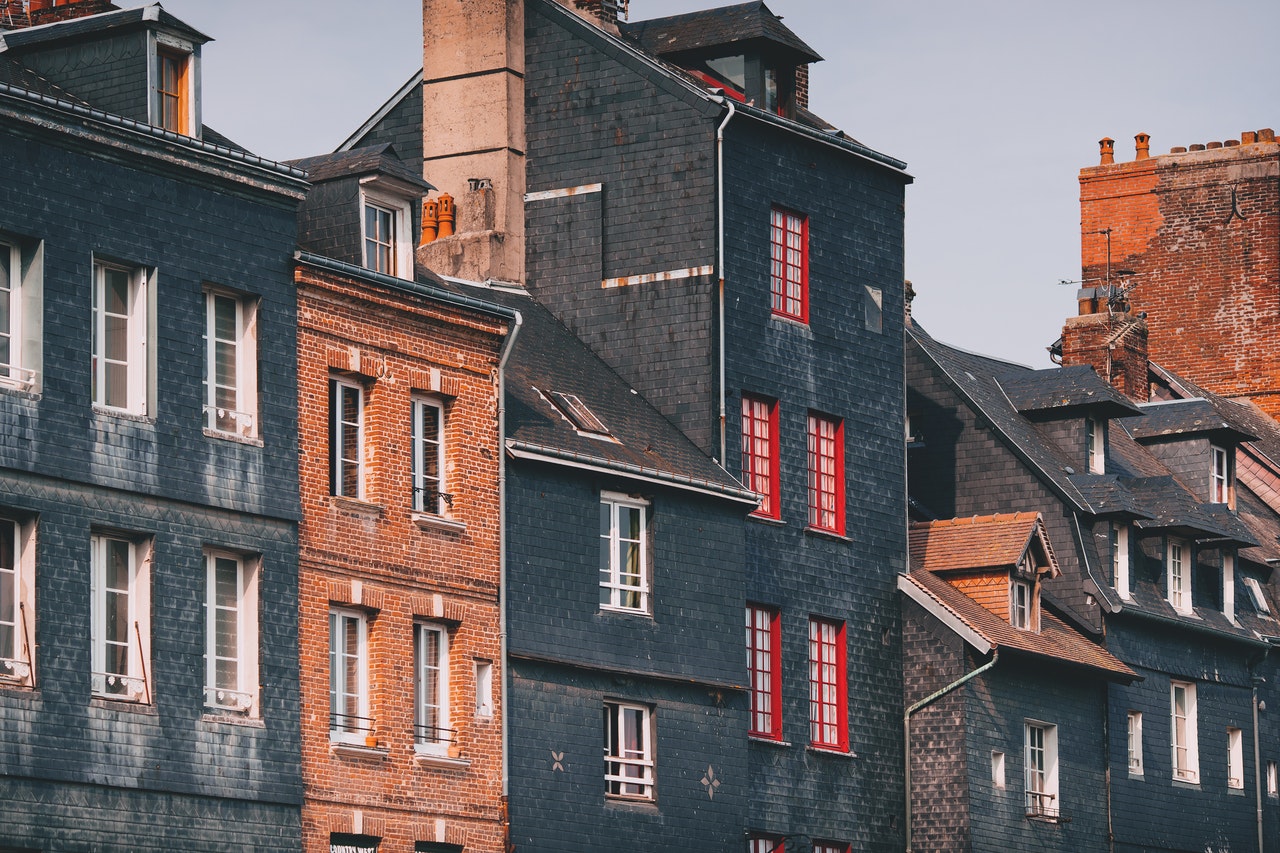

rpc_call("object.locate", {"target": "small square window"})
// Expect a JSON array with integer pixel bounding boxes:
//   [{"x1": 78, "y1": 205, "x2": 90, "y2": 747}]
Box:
[
  {"x1": 90, "y1": 533, "x2": 152, "y2": 702},
  {"x1": 746, "y1": 604, "x2": 782, "y2": 739},
  {"x1": 330, "y1": 378, "x2": 365, "y2": 499},
  {"x1": 604, "y1": 700, "x2": 654, "y2": 801},
  {"x1": 599, "y1": 492, "x2": 649, "y2": 614},
  {"x1": 330, "y1": 834, "x2": 380, "y2": 853},
  {"x1": 748, "y1": 836, "x2": 785, "y2": 853},
  {"x1": 330, "y1": 608, "x2": 371, "y2": 744},
  {"x1": 204, "y1": 549, "x2": 259, "y2": 714},
  {"x1": 741, "y1": 394, "x2": 780, "y2": 519},
  {"x1": 812, "y1": 843, "x2": 850, "y2": 853},
  {"x1": 1244, "y1": 576, "x2": 1271, "y2": 615},
  {"x1": 769, "y1": 206, "x2": 807, "y2": 322},
  {"x1": 203, "y1": 288, "x2": 258, "y2": 438},
  {"x1": 808, "y1": 616, "x2": 847, "y2": 751},
  {"x1": 807, "y1": 412, "x2": 844, "y2": 534}
]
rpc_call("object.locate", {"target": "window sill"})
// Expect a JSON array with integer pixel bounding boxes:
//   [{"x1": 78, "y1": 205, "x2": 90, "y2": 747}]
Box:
[
  {"x1": 748, "y1": 514, "x2": 787, "y2": 527},
  {"x1": 203, "y1": 427, "x2": 263, "y2": 447},
  {"x1": 91, "y1": 406, "x2": 153, "y2": 423},
  {"x1": 599, "y1": 605, "x2": 653, "y2": 619},
  {"x1": 804, "y1": 526, "x2": 851, "y2": 543},
  {"x1": 329, "y1": 496, "x2": 383, "y2": 517},
  {"x1": 411, "y1": 512, "x2": 467, "y2": 534},
  {"x1": 414, "y1": 751, "x2": 471, "y2": 770},
  {"x1": 1128, "y1": 770, "x2": 1144, "y2": 780},
  {"x1": 1172, "y1": 777, "x2": 1201, "y2": 790},
  {"x1": 749, "y1": 735, "x2": 792, "y2": 748},
  {"x1": 0, "y1": 379, "x2": 39, "y2": 399},
  {"x1": 331, "y1": 741, "x2": 390, "y2": 759},
  {"x1": 91, "y1": 695, "x2": 156, "y2": 713},
  {"x1": 768, "y1": 314, "x2": 814, "y2": 338},
  {"x1": 604, "y1": 796, "x2": 658, "y2": 812},
  {"x1": 201, "y1": 711, "x2": 264, "y2": 728},
  {"x1": 1026, "y1": 814, "x2": 1066, "y2": 826},
  {"x1": 1228, "y1": 786, "x2": 1246, "y2": 796},
  {"x1": 807, "y1": 744, "x2": 858, "y2": 759}
]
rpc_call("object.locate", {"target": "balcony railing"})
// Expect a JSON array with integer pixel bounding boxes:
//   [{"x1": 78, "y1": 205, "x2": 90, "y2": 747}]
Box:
[
  {"x1": 0, "y1": 656, "x2": 31, "y2": 682},
  {"x1": 92, "y1": 671, "x2": 147, "y2": 702},
  {"x1": 330, "y1": 711, "x2": 374, "y2": 738},
  {"x1": 204, "y1": 405, "x2": 256, "y2": 438},
  {"x1": 414, "y1": 722, "x2": 457, "y2": 747},
  {"x1": 205, "y1": 686, "x2": 254, "y2": 712},
  {"x1": 0, "y1": 364, "x2": 37, "y2": 390},
  {"x1": 1025, "y1": 790, "x2": 1060, "y2": 820}
]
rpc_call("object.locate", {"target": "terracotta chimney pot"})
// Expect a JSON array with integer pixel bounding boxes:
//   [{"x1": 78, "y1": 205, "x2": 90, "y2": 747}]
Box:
[
  {"x1": 1242, "y1": 131, "x2": 1258, "y2": 145},
  {"x1": 1134, "y1": 133, "x2": 1150, "y2": 160},
  {"x1": 1099, "y1": 137, "x2": 1115, "y2": 165},
  {"x1": 1259, "y1": 128, "x2": 1277, "y2": 143}
]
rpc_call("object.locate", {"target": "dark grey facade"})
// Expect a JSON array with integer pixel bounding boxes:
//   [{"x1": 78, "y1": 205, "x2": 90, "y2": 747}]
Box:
[{"x1": 0, "y1": 7, "x2": 306, "y2": 850}]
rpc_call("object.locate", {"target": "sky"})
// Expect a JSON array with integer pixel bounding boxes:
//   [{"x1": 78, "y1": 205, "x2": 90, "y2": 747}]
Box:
[{"x1": 160, "y1": 0, "x2": 1280, "y2": 368}]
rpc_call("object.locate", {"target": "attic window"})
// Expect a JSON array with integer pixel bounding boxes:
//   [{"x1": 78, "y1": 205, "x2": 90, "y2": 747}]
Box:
[
  {"x1": 1010, "y1": 579, "x2": 1034, "y2": 631},
  {"x1": 150, "y1": 32, "x2": 197, "y2": 136},
  {"x1": 695, "y1": 53, "x2": 795, "y2": 116},
  {"x1": 1244, "y1": 576, "x2": 1271, "y2": 615},
  {"x1": 547, "y1": 391, "x2": 610, "y2": 436}
]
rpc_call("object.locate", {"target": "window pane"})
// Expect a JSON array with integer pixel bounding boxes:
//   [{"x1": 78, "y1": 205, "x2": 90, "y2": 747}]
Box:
[{"x1": 0, "y1": 522, "x2": 14, "y2": 660}]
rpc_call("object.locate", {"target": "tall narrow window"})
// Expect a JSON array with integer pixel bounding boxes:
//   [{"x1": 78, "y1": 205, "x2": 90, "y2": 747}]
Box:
[
  {"x1": 412, "y1": 398, "x2": 445, "y2": 514},
  {"x1": 0, "y1": 239, "x2": 20, "y2": 385},
  {"x1": 1009, "y1": 579, "x2": 1032, "y2": 630},
  {"x1": 1024, "y1": 722, "x2": 1059, "y2": 818},
  {"x1": 1112, "y1": 523, "x2": 1130, "y2": 600},
  {"x1": 599, "y1": 493, "x2": 649, "y2": 613},
  {"x1": 1168, "y1": 539, "x2": 1190, "y2": 614},
  {"x1": 1086, "y1": 417, "x2": 1105, "y2": 474},
  {"x1": 741, "y1": 394, "x2": 779, "y2": 519},
  {"x1": 1244, "y1": 576, "x2": 1271, "y2": 615},
  {"x1": 203, "y1": 289, "x2": 257, "y2": 437},
  {"x1": 1171, "y1": 680, "x2": 1199, "y2": 783},
  {"x1": 746, "y1": 604, "x2": 782, "y2": 740},
  {"x1": 90, "y1": 533, "x2": 151, "y2": 702},
  {"x1": 475, "y1": 659, "x2": 493, "y2": 718},
  {"x1": 1223, "y1": 552, "x2": 1236, "y2": 623},
  {"x1": 808, "y1": 617, "x2": 847, "y2": 751},
  {"x1": 807, "y1": 412, "x2": 844, "y2": 534},
  {"x1": 1227, "y1": 727, "x2": 1244, "y2": 789},
  {"x1": 1127, "y1": 710, "x2": 1143, "y2": 775},
  {"x1": 1268, "y1": 760, "x2": 1278, "y2": 797},
  {"x1": 992, "y1": 750, "x2": 1006, "y2": 788},
  {"x1": 414, "y1": 623, "x2": 450, "y2": 755},
  {"x1": 1211, "y1": 445, "x2": 1232, "y2": 505},
  {"x1": 330, "y1": 378, "x2": 364, "y2": 499},
  {"x1": 0, "y1": 517, "x2": 34, "y2": 686},
  {"x1": 329, "y1": 608, "x2": 370, "y2": 744},
  {"x1": 604, "y1": 701, "x2": 654, "y2": 800},
  {"x1": 92, "y1": 261, "x2": 148, "y2": 414},
  {"x1": 769, "y1": 206, "x2": 807, "y2": 322},
  {"x1": 204, "y1": 550, "x2": 258, "y2": 714},
  {"x1": 152, "y1": 47, "x2": 189, "y2": 133}
]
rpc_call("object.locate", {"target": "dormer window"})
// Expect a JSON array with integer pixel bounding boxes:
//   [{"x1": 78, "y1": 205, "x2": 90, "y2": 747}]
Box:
[
  {"x1": 359, "y1": 183, "x2": 414, "y2": 280},
  {"x1": 1167, "y1": 539, "x2": 1191, "y2": 615},
  {"x1": 150, "y1": 32, "x2": 197, "y2": 136},
  {"x1": 1111, "y1": 523, "x2": 1130, "y2": 600},
  {"x1": 1210, "y1": 444, "x2": 1233, "y2": 505},
  {"x1": 1085, "y1": 417, "x2": 1105, "y2": 474},
  {"x1": 697, "y1": 54, "x2": 796, "y2": 117},
  {"x1": 1010, "y1": 579, "x2": 1033, "y2": 630}
]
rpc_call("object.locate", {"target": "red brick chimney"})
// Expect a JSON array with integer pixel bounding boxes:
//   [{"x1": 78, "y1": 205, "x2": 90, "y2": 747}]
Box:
[
  {"x1": 3, "y1": 0, "x2": 118, "y2": 29},
  {"x1": 1060, "y1": 293, "x2": 1150, "y2": 401}
]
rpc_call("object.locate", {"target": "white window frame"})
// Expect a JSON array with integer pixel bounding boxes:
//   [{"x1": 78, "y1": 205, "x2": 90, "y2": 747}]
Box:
[
  {"x1": 1024, "y1": 721, "x2": 1059, "y2": 818},
  {"x1": 1086, "y1": 417, "x2": 1105, "y2": 474},
  {"x1": 148, "y1": 31, "x2": 198, "y2": 136},
  {"x1": 1244, "y1": 576, "x2": 1271, "y2": 615},
  {"x1": 1171, "y1": 680, "x2": 1200, "y2": 783},
  {"x1": 412, "y1": 397, "x2": 446, "y2": 515},
  {"x1": 992, "y1": 750, "x2": 1006, "y2": 789},
  {"x1": 1167, "y1": 539, "x2": 1191, "y2": 614},
  {"x1": 1127, "y1": 710, "x2": 1143, "y2": 776},
  {"x1": 90, "y1": 533, "x2": 151, "y2": 702},
  {"x1": 414, "y1": 622, "x2": 450, "y2": 756},
  {"x1": 1268, "y1": 760, "x2": 1278, "y2": 797},
  {"x1": 1010, "y1": 579, "x2": 1032, "y2": 630},
  {"x1": 203, "y1": 288, "x2": 258, "y2": 438},
  {"x1": 329, "y1": 608, "x2": 370, "y2": 745},
  {"x1": 203, "y1": 549, "x2": 259, "y2": 714},
  {"x1": 1223, "y1": 552, "x2": 1236, "y2": 623},
  {"x1": 0, "y1": 516, "x2": 36, "y2": 687},
  {"x1": 92, "y1": 260, "x2": 150, "y2": 415},
  {"x1": 330, "y1": 378, "x2": 365, "y2": 499},
  {"x1": 604, "y1": 700, "x2": 655, "y2": 801},
  {"x1": 475, "y1": 658, "x2": 493, "y2": 718},
  {"x1": 359, "y1": 184, "x2": 414, "y2": 279},
  {"x1": 1228, "y1": 727, "x2": 1244, "y2": 790},
  {"x1": 599, "y1": 492, "x2": 650, "y2": 614},
  {"x1": 1211, "y1": 444, "x2": 1231, "y2": 505},
  {"x1": 1112, "y1": 523, "x2": 1130, "y2": 600}
]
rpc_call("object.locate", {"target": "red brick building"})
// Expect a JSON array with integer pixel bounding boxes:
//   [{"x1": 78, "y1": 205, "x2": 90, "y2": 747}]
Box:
[
  {"x1": 1074, "y1": 128, "x2": 1280, "y2": 413},
  {"x1": 290, "y1": 148, "x2": 516, "y2": 853}
]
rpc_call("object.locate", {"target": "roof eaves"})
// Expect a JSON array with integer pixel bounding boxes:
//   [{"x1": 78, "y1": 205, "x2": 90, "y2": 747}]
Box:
[
  {"x1": 338, "y1": 69, "x2": 423, "y2": 153},
  {"x1": 726, "y1": 98, "x2": 909, "y2": 174},
  {"x1": 898, "y1": 573, "x2": 993, "y2": 654}
]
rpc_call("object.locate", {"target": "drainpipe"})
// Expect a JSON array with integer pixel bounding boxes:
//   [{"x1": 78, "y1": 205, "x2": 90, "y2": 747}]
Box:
[
  {"x1": 904, "y1": 648, "x2": 1000, "y2": 853},
  {"x1": 497, "y1": 307, "x2": 523, "y2": 853},
  {"x1": 1252, "y1": 644, "x2": 1271, "y2": 853},
  {"x1": 711, "y1": 96, "x2": 735, "y2": 465}
]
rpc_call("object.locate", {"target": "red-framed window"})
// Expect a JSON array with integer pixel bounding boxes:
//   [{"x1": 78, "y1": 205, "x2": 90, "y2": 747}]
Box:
[
  {"x1": 807, "y1": 412, "x2": 844, "y2": 534},
  {"x1": 742, "y1": 394, "x2": 780, "y2": 518},
  {"x1": 748, "y1": 835, "x2": 785, "y2": 853},
  {"x1": 770, "y1": 206, "x2": 808, "y2": 322},
  {"x1": 808, "y1": 616, "x2": 847, "y2": 751},
  {"x1": 811, "y1": 843, "x2": 851, "y2": 853},
  {"x1": 746, "y1": 604, "x2": 782, "y2": 739}
]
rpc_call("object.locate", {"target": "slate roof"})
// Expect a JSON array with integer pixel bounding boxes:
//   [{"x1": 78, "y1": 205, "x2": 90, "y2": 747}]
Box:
[
  {"x1": 474, "y1": 286, "x2": 756, "y2": 505},
  {"x1": 1124, "y1": 397, "x2": 1258, "y2": 444},
  {"x1": 287, "y1": 144, "x2": 432, "y2": 191},
  {"x1": 621, "y1": 1, "x2": 822, "y2": 64},
  {"x1": 0, "y1": 54, "x2": 84, "y2": 100},
  {"x1": 901, "y1": 568, "x2": 1136, "y2": 682},
  {"x1": 908, "y1": 512, "x2": 1059, "y2": 576},
  {"x1": 1000, "y1": 364, "x2": 1142, "y2": 419},
  {"x1": 0, "y1": 3, "x2": 209, "y2": 52}
]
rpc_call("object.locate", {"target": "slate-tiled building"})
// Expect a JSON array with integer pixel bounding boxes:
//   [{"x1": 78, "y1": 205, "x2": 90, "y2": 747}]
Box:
[{"x1": 0, "y1": 3, "x2": 308, "y2": 848}]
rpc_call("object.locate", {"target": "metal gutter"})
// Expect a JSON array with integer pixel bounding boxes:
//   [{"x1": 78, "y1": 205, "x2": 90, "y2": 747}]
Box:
[
  {"x1": 508, "y1": 649, "x2": 746, "y2": 693},
  {"x1": 294, "y1": 251, "x2": 518, "y2": 322},
  {"x1": 496, "y1": 307, "x2": 523, "y2": 849},
  {"x1": 506, "y1": 441, "x2": 759, "y2": 505}
]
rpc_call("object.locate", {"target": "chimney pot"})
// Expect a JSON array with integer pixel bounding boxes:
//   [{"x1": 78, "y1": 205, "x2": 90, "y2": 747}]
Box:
[
  {"x1": 1242, "y1": 131, "x2": 1258, "y2": 144},
  {"x1": 421, "y1": 200, "x2": 439, "y2": 245},
  {"x1": 1259, "y1": 128, "x2": 1276, "y2": 143},
  {"x1": 1170, "y1": 146, "x2": 1187, "y2": 154},
  {"x1": 1134, "y1": 133, "x2": 1150, "y2": 160},
  {"x1": 1206, "y1": 141, "x2": 1223, "y2": 150},
  {"x1": 1224, "y1": 139, "x2": 1240, "y2": 148},
  {"x1": 436, "y1": 193, "x2": 455, "y2": 238},
  {"x1": 1190, "y1": 143, "x2": 1205, "y2": 152},
  {"x1": 1099, "y1": 137, "x2": 1115, "y2": 165}
]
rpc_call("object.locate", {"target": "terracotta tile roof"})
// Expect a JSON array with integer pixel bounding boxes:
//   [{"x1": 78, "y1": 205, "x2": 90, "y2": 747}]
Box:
[
  {"x1": 903, "y1": 569, "x2": 1137, "y2": 681},
  {"x1": 909, "y1": 512, "x2": 1058, "y2": 576}
]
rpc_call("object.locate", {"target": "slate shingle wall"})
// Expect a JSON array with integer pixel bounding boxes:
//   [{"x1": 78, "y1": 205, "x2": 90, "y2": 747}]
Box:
[
  {"x1": 355, "y1": 80, "x2": 424, "y2": 173},
  {"x1": 17, "y1": 30, "x2": 151, "y2": 123}
]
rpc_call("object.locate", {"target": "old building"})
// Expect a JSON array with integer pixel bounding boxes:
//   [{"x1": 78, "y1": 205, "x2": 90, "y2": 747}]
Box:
[
  {"x1": 288, "y1": 146, "x2": 516, "y2": 853},
  {"x1": 0, "y1": 2, "x2": 308, "y2": 848}
]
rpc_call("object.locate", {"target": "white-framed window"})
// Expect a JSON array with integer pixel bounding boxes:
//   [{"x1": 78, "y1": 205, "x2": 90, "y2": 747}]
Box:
[
  {"x1": 149, "y1": 31, "x2": 197, "y2": 135},
  {"x1": 1024, "y1": 721, "x2": 1059, "y2": 818},
  {"x1": 1211, "y1": 444, "x2": 1232, "y2": 505},
  {"x1": 1167, "y1": 539, "x2": 1191, "y2": 614},
  {"x1": 0, "y1": 236, "x2": 43, "y2": 391},
  {"x1": 992, "y1": 750, "x2": 1006, "y2": 789},
  {"x1": 92, "y1": 261, "x2": 150, "y2": 414},
  {"x1": 1268, "y1": 760, "x2": 1278, "y2": 797},
  {"x1": 1227, "y1": 727, "x2": 1244, "y2": 789},
  {"x1": 1223, "y1": 552, "x2": 1236, "y2": 623},
  {"x1": 414, "y1": 622, "x2": 450, "y2": 755},
  {"x1": 1112, "y1": 523, "x2": 1130, "y2": 600},
  {"x1": 360, "y1": 186, "x2": 413, "y2": 279},
  {"x1": 604, "y1": 700, "x2": 654, "y2": 801},
  {"x1": 412, "y1": 397, "x2": 446, "y2": 514},
  {"x1": 475, "y1": 658, "x2": 493, "y2": 718},
  {"x1": 203, "y1": 288, "x2": 258, "y2": 438},
  {"x1": 0, "y1": 516, "x2": 35, "y2": 687},
  {"x1": 329, "y1": 608, "x2": 370, "y2": 744},
  {"x1": 1086, "y1": 417, "x2": 1105, "y2": 474},
  {"x1": 90, "y1": 533, "x2": 151, "y2": 702},
  {"x1": 1244, "y1": 576, "x2": 1271, "y2": 616},
  {"x1": 1171, "y1": 680, "x2": 1199, "y2": 783},
  {"x1": 203, "y1": 549, "x2": 258, "y2": 714},
  {"x1": 1009, "y1": 579, "x2": 1032, "y2": 630},
  {"x1": 330, "y1": 378, "x2": 365, "y2": 499},
  {"x1": 1127, "y1": 710, "x2": 1143, "y2": 775},
  {"x1": 599, "y1": 492, "x2": 649, "y2": 614}
]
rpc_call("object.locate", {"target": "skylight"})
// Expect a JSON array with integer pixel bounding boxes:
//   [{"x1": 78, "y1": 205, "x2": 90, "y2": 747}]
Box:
[
  {"x1": 1244, "y1": 576, "x2": 1271, "y2": 615},
  {"x1": 546, "y1": 390, "x2": 610, "y2": 436}
]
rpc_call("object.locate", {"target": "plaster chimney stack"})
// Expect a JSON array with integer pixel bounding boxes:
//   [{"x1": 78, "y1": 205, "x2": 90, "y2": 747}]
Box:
[
  {"x1": 418, "y1": 0, "x2": 526, "y2": 284},
  {"x1": 1134, "y1": 133, "x2": 1150, "y2": 160}
]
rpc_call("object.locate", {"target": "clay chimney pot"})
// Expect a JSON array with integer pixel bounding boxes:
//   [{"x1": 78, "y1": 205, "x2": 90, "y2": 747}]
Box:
[
  {"x1": 1099, "y1": 137, "x2": 1115, "y2": 165},
  {"x1": 1134, "y1": 133, "x2": 1150, "y2": 160},
  {"x1": 1242, "y1": 131, "x2": 1258, "y2": 145},
  {"x1": 1259, "y1": 128, "x2": 1277, "y2": 143}
]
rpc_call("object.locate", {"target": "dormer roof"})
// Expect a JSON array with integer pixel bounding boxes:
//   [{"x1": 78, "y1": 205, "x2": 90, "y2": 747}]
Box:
[
  {"x1": 621, "y1": 1, "x2": 821, "y2": 65},
  {"x1": 1124, "y1": 398, "x2": 1258, "y2": 445},
  {"x1": 908, "y1": 511, "x2": 1060, "y2": 579},
  {"x1": 0, "y1": 3, "x2": 209, "y2": 52},
  {"x1": 1000, "y1": 364, "x2": 1142, "y2": 420},
  {"x1": 287, "y1": 144, "x2": 433, "y2": 192}
]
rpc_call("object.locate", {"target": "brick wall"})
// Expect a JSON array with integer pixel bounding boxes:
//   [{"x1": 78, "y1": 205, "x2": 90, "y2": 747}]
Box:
[{"x1": 295, "y1": 262, "x2": 509, "y2": 853}]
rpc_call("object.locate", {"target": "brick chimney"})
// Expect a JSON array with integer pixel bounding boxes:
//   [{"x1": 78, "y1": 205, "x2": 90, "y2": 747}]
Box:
[
  {"x1": 418, "y1": 0, "x2": 526, "y2": 285},
  {"x1": 2, "y1": 0, "x2": 116, "y2": 29},
  {"x1": 1059, "y1": 296, "x2": 1150, "y2": 401}
]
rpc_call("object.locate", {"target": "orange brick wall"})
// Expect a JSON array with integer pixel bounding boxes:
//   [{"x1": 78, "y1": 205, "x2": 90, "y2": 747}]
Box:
[
  {"x1": 949, "y1": 572, "x2": 1010, "y2": 621},
  {"x1": 1078, "y1": 131, "x2": 1280, "y2": 413},
  {"x1": 295, "y1": 264, "x2": 510, "y2": 853}
]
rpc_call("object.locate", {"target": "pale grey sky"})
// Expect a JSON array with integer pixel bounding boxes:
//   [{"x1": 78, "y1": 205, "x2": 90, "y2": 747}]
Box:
[{"x1": 161, "y1": 0, "x2": 1280, "y2": 367}]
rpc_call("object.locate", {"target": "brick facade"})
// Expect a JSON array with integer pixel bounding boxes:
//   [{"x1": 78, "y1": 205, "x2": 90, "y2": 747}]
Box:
[{"x1": 294, "y1": 261, "x2": 511, "y2": 853}]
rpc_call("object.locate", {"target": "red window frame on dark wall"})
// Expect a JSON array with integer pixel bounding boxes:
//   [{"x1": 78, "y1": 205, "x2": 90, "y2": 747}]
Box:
[
  {"x1": 742, "y1": 394, "x2": 780, "y2": 519},
  {"x1": 806, "y1": 412, "x2": 844, "y2": 535},
  {"x1": 808, "y1": 616, "x2": 848, "y2": 751},
  {"x1": 770, "y1": 206, "x2": 808, "y2": 323},
  {"x1": 746, "y1": 603, "x2": 782, "y2": 739}
]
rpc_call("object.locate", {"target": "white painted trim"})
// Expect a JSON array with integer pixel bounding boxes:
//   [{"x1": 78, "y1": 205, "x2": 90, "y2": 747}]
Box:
[
  {"x1": 524, "y1": 183, "x2": 603, "y2": 202},
  {"x1": 602, "y1": 265, "x2": 715, "y2": 289},
  {"x1": 897, "y1": 574, "x2": 993, "y2": 654}
]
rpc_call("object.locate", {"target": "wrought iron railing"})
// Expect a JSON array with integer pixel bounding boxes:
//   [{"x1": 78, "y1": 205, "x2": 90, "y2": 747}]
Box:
[
  {"x1": 203, "y1": 405, "x2": 256, "y2": 437},
  {"x1": 205, "y1": 686, "x2": 254, "y2": 712},
  {"x1": 92, "y1": 671, "x2": 147, "y2": 701},
  {"x1": 0, "y1": 656, "x2": 31, "y2": 682},
  {"x1": 1025, "y1": 790, "x2": 1059, "y2": 819}
]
